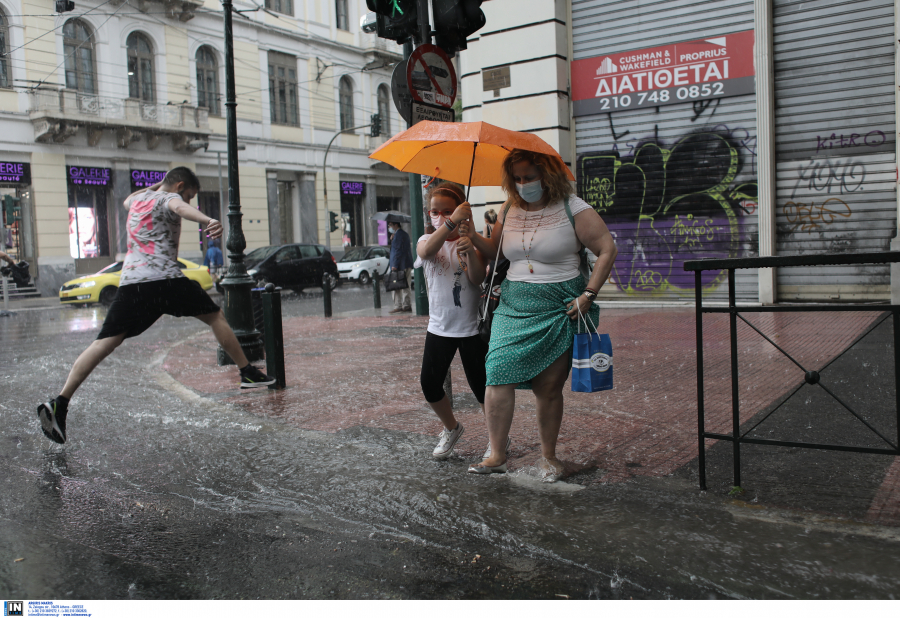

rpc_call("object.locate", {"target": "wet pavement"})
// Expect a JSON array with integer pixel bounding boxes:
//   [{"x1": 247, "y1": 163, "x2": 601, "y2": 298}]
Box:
[{"x1": 2, "y1": 286, "x2": 900, "y2": 599}]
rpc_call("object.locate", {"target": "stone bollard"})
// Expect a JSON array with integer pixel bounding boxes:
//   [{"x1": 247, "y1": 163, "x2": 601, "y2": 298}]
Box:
[
  {"x1": 262, "y1": 283, "x2": 286, "y2": 389},
  {"x1": 372, "y1": 271, "x2": 382, "y2": 310}
]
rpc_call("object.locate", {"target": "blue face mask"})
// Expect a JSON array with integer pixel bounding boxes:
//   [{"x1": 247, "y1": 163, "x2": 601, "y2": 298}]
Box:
[{"x1": 516, "y1": 179, "x2": 544, "y2": 203}]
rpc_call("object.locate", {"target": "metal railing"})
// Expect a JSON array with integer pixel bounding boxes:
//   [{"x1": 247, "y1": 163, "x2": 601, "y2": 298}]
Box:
[{"x1": 685, "y1": 251, "x2": 900, "y2": 490}]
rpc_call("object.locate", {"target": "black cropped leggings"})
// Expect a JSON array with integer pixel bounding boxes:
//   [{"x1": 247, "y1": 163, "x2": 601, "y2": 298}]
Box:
[{"x1": 420, "y1": 332, "x2": 489, "y2": 404}]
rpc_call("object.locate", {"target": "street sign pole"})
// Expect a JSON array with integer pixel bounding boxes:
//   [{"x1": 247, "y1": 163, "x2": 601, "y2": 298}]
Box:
[{"x1": 405, "y1": 35, "x2": 428, "y2": 317}]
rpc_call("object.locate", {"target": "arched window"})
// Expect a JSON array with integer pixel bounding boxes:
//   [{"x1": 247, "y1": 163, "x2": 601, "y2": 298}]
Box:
[
  {"x1": 196, "y1": 46, "x2": 219, "y2": 115},
  {"x1": 339, "y1": 76, "x2": 354, "y2": 131},
  {"x1": 63, "y1": 19, "x2": 96, "y2": 94},
  {"x1": 377, "y1": 84, "x2": 391, "y2": 136},
  {"x1": 126, "y1": 32, "x2": 155, "y2": 102},
  {"x1": 1, "y1": 9, "x2": 12, "y2": 89}
]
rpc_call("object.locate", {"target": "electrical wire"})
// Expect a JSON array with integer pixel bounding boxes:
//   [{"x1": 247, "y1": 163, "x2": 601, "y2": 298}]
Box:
[
  {"x1": 31, "y1": 1, "x2": 130, "y2": 91},
  {"x1": 1, "y1": 0, "x2": 117, "y2": 58},
  {"x1": 2, "y1": 1, "x2": 402, "y2": 126}
]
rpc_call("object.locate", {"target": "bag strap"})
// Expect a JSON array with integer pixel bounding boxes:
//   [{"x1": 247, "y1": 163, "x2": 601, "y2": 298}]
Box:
[
  {"x1": 481, "y1": 203, "x2": 512, "y2": 317},
  {"x1": 563, "y1": 196, "x2": 594, "y2": 276},
  {"x1": 576, "y1": 301, "x2": 598, "y2": 334}
]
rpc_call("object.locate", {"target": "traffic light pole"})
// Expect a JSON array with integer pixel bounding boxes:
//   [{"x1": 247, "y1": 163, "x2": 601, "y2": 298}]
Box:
[
  {"x1": 322, "y1": 122, "x2": 378, "y2": 250},
  {"x1": 406, "y1": 4, "x2": 431, "y2": 316},
  {"x1": 217, "y1": 0, "x2": 263, "y2": 365}
]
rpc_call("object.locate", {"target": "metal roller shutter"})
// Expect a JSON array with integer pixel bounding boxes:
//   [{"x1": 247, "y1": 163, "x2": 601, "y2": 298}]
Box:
[
  {"x1": 773, "y1": 0, "x2": 896, "y2": 301},
  {"x1": 572, "y1": 0, "x2": 759, "y2": 302}
]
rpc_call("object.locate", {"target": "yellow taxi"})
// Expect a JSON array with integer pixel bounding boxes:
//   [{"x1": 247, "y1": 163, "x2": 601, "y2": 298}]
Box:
[{"x1": 59, "y1": 258, "x2": 215, "y2": 306}]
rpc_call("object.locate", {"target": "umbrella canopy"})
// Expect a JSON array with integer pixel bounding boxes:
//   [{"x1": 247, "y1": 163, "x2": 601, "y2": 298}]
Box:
[
  {"x1": 370, "y1": 210, "x2": 411, "y2": 223},
  {"x1": 368, "y1": 121, "x2": 575, "y2": 189}
]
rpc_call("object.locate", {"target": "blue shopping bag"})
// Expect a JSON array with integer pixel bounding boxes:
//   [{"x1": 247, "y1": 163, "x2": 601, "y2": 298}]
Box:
[{"x1": 571, "y1": 307, "x2": 613, "y2": 393}]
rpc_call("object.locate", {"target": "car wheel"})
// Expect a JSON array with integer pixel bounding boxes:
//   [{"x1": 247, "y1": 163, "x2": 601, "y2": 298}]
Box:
[
  {"x1": 322, "y1": 272, "x2": 338, "y2": 291},
  {"x1": 358, "y1": 271, "x2": 371, "y2": 286},
  {"x1": 99, "y1": 286, "x2": 117, "y2": 306}
]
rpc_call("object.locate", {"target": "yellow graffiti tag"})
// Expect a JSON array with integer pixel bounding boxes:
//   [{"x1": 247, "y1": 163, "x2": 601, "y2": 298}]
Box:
[
  {"x1": 668, "y1": 214, "x2": 723, "y2": 249},
  {"x1": 633, "y1": 269, "x2": 664, "y2": 291},
  {"x1": 783, "y1": 198, "x2": 852, "y2": 233}
]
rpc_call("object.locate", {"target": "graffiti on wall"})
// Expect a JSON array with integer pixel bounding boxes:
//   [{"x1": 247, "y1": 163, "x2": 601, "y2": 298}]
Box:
[
  {"x1": 782, "y1": 198, "x2": 852, "y2": 234},
  {"x1": 578, "y1": 124, "x2": 757, "y2": 296}
]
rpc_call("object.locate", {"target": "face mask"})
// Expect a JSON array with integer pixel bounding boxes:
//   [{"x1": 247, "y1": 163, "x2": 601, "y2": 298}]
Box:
[
  {"x1": 430, "y1": 214, "x2": 444, "y2": 229},
  {"x1": 516, "y1": 179, "x2": 544, "y2": 203}
]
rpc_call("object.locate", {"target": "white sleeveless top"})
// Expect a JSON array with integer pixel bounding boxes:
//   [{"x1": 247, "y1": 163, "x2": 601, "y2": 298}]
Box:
[{"x1": 500, "y1": 196, "x2": 592, "y2": 284}]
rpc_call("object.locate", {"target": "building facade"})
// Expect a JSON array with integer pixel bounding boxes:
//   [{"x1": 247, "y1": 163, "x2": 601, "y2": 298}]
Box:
[
  {"x1": 460, "y1": 0, "x2": 899, "y2": 304},
  {"x1": 0, "y1": 0, "x2": 408, "y2": 296}
]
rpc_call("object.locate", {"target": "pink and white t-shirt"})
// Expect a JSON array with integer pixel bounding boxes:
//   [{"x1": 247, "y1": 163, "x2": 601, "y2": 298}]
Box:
[{"x1": 119, "y1": 189, "x2": 184, "y2": 286}]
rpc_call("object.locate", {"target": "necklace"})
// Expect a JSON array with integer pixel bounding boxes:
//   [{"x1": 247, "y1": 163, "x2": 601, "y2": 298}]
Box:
[{"x1": 521, "y1": 204, "x2": 546, "y2": 274}]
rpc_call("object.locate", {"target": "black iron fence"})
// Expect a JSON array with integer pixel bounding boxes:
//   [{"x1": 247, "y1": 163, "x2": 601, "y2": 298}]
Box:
[{"x1": 684, "y1": 251, "x2": 900, "y2": 490}]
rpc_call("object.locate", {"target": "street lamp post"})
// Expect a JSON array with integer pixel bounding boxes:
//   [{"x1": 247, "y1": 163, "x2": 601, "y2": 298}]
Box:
[{"x1": 217, "y1": 0, "x2": 263, "y2": 365}]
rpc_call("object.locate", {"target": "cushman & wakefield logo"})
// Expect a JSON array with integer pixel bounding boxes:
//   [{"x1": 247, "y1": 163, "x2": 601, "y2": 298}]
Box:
[{"x1": 4, "y1": 601, "x2": 23, "y2": 616}]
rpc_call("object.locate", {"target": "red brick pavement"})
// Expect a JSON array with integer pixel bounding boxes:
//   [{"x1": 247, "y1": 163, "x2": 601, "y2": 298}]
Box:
[{"x1": 163, "y1": 307, "x2": 899, "y2": 521}]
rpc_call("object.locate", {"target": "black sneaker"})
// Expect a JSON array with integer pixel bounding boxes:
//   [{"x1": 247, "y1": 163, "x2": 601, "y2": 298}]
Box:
[
  {"x1": 240, "y1": 365, "x2": 277, "y2": 389},
  {"x1": 37, "y1": 400, "x2": 67, "y2": 444}
]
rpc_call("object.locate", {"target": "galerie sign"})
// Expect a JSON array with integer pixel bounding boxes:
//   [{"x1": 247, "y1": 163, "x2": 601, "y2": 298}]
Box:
[
  {"x1": 341, "y1": 181, "x2": 365, "y2": 196},
  {"x1": 571, "y1": 30, "x2": 755, "y2": 116},
  {"x1": 0, "y1": 162, "x2": 31, "y2": 184},
  {"x1": 67, "y1": 166, "x2": 111, "y2": 186},
  {"x1": 130, "y1": 169, "x2": 166, "y2": 188}
]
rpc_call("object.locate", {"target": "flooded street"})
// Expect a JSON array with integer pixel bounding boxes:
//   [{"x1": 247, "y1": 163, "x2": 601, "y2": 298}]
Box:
[{"x1": 2, "y1": 289, "x2": 900, "y2": 599}]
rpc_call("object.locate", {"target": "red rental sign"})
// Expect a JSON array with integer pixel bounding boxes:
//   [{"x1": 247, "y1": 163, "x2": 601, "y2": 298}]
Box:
[{"x1": 571, "y1": 30, "x2": 755, "y2": 116}]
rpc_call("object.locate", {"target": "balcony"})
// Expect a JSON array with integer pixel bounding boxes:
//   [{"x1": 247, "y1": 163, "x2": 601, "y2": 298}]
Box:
[{"x1": 29, "y1": 89, "x2": 209, "y2": 151}]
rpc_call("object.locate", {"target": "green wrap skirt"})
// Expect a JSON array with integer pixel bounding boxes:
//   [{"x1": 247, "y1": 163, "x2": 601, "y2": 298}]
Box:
[{"x1": 485, "y1": 275, "x2": 600, "y2": 387}]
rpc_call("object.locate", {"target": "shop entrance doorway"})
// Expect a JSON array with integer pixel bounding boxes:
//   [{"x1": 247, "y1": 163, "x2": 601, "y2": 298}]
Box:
[{"x1": 67, "y1": 184, "x2": 110, "y2": 259}]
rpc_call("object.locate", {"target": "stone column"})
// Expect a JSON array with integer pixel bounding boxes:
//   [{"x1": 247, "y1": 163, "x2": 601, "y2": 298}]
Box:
[
  {"x1": 112, "y1": 160, "x2": 132, "y2": 257},
  {"x1": 266, "y1": 171, "x2": 279, "y2": 245},
  {"x1": 299, "y1": 172, "x2": 318, "y2": 244},
  {"x1": 365, "y1": 174, "x2": 377, "y2": 246}
]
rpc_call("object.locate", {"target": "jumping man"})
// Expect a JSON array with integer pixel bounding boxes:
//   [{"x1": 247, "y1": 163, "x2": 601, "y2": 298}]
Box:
[{"x1": 37, "y1": 167, "x2": 275, "y2": 444}]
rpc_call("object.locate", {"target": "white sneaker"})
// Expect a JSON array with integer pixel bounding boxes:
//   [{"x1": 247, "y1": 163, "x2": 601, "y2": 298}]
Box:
[
  {"x1": 483, "y1": 436, "x2": 512, "y2": 459},
  {"x1": 432, "y1": 422, "x2": 464, "y2": 460}
]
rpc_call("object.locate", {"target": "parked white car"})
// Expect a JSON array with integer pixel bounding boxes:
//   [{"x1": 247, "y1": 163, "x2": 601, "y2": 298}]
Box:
[{"x1": 336, "y1": 245, "x2": 391, "y2": 285}]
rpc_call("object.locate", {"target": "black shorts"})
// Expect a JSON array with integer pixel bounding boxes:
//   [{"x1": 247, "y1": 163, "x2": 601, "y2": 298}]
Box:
[{"x1": 97, "y1": 277, "x2": 221, "y2": 340}]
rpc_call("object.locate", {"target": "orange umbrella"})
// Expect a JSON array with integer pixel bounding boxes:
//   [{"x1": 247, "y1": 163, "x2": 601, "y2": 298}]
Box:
[{"x1": 369, "y1": 121, "x2": 574, "y2": 197}]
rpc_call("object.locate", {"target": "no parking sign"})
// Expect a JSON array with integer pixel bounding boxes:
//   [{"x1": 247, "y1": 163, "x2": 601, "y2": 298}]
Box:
[{"x1": 406, "y1": 44, "x2": 457, "y2": 109}]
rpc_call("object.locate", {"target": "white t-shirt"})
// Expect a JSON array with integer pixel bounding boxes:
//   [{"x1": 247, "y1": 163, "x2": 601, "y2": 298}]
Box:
[
  {"x1": 500, "y1": 196, "x2": 592, "y2": 283},
  {"x1": 414, "y1": 235, "x2": 481, "y2": 338},
  {"x1": 120, "y1": 189, "x2": 183, "y2": 286}
]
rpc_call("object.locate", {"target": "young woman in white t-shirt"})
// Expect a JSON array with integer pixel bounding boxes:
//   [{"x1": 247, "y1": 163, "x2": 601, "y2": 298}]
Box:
[{"x1": 415, "y1": 182, "x2": 489, "y2": 460}]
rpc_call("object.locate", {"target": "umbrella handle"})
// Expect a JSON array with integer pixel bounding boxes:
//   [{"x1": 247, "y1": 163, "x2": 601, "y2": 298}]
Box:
[{"x1": 465, "y1": 142, "x2": 476, "y2": 203}]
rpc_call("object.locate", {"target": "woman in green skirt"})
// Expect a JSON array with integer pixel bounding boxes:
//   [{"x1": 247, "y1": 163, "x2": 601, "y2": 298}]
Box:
[{"x1": 463, "y1": 148, "x2": 617, "y2": 481}]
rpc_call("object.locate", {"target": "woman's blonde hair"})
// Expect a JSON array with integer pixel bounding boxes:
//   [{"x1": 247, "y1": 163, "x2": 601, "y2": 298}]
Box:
[
  {"x1": 484, "y1": 208, "x2": 497, "y2": 224},
  {"x1": 500, "y1": 149, "x2": 573, "y2": 206},
  {"x1": 424, "y1": 181, "x2": 466, "y2": 208}
]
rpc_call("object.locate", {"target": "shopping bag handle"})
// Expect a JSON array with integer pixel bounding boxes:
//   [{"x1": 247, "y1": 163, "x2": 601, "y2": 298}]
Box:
[{"x1": 576, "y1": 301, "x2": 598, "y2": 334}]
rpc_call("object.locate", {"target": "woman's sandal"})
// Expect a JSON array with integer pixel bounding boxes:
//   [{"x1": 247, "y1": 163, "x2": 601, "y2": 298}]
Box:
[
  {"x1": 538, "y1": 457, "x2": 564, "y2": 483},
  {"x1": 467, "y1": 461, "x2": 508, "y2": 474}
]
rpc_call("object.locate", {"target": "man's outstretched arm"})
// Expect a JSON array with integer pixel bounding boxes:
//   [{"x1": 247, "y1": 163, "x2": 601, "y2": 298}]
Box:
[{"x1": 168, "y1": 198, "x2": 222, "y2": 240}]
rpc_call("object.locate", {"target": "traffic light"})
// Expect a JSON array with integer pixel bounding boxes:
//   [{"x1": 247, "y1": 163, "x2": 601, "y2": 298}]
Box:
[
  {"x1": 370, "y1": 113, "x2": 382, "y2": 137},
  {"x1": 329, "y1": 211, "x2": 340, "y2": 233},
  {"x1": 55, "y1": 0, "x2": 75, "y2": 12},
  {"x1": 365, "y1": 0, "x2": 418, "y2": 44},
  {"x1": 2, "y1": 195, "x2": 21, "y2": 225},
  {"x1": 432, "y1": 0, "x2": 486, "y2": 55}
]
